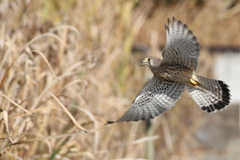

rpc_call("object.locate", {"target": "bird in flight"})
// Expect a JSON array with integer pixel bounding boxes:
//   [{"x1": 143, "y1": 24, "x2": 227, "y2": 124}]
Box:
[{"x1": 107, "y1": 17, "x2": 230, "y2": 124}]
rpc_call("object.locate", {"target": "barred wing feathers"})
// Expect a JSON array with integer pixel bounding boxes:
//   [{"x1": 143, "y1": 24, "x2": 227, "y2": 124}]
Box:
[
  {"x1": 107, "y1": 77, "x2": 185, "y2": 123},
  {"x1": 163, "y1": 17, "x2": 200, "y2": 70}
]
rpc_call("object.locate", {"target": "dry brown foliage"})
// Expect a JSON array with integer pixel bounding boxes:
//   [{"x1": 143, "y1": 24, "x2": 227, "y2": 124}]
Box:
[{"x1": 0, "y1": 0, "x2": 239, "y2": 160}]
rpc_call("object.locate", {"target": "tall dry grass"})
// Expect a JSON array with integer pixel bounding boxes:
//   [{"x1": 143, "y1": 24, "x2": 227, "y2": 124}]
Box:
[{"x1": 0, "y1": 0, "x2": 239, "y2": 160}]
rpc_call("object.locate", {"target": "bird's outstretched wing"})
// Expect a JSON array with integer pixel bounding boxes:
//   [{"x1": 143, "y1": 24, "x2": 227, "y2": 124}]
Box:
[
  {"x1": 107, "y1": 77, "x2": 185, "y2": 123},
  {"x1": 162, "y1": 17, "x2": 200, "y2": 70}
]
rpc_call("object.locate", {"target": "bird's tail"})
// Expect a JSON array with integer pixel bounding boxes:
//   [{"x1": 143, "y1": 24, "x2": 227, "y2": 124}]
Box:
[{"x1": 187, "y1": 73, "x2": 230, "y2": 113}]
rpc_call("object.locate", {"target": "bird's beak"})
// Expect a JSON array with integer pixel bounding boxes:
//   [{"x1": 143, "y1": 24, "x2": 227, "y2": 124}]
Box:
[{"x1": 141, "y1": 58, "x2": 148, "y2": 66}]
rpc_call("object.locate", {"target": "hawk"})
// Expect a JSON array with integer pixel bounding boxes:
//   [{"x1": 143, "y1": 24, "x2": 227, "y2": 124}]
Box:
[{"x1": 107, "y1": 17, "x2": 230, "y2": 123}]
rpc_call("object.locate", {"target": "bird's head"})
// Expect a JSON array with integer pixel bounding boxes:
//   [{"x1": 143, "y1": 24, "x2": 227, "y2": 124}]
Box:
[{"x1": 141, "y1": 57, "x2": 161, "y2": 68}]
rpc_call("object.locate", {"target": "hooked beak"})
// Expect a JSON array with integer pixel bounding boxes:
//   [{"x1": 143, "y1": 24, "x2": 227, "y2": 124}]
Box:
[{"x1": 141, "y1": 58, "x2": 148, "y2": 66}]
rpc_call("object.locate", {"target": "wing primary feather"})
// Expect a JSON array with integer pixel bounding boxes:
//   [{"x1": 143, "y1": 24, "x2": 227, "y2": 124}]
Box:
[
  {"x1": 178, "y1": 20, "x2": 184, "y2": 36},
  {"x1": 188, "y1": 30, "x2": 193, "y2": 38},
  {"x1": 173, "y1": 18, "x2": 179, "y2": 36},
  {"x1": 164, "y1": 24, "x2": 169, "y2": 33},
  {"x1": 106, "y1": 121, "x2": 115, "y2": 125},
  {"x1": 192, "y1": 36, "x2": 197, "y2": 42}
]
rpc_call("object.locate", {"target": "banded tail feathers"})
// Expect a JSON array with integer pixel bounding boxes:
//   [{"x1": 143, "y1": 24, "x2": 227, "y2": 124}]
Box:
[{"x1": 188, "y1": 74, "x2": 230, "y2": 113}]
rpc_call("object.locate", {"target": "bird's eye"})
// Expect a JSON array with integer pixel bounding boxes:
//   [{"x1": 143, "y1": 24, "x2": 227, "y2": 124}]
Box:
[{"x1": 148, "y1": 58, "x2": 150, "y2": 62}]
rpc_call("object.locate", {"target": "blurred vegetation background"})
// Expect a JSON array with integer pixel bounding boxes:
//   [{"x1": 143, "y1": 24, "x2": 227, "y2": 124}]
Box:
[{"x1": 0, "y1": 0, "x2": 239, "y2": 160}]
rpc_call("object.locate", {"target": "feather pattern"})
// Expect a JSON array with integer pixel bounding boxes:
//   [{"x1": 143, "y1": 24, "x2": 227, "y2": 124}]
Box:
[
  {"x1": 107, "y1": 77, "x2": 185, "y2": 123},
  {"x1": 106, "y1": 17, "x2": 231, "y2": 124},
  {"x1": 163, "y1": 17, "x2": 200, "y2": 70},
  {"x1": 188, "y1": 74, "x2": 230, "y2": 112}
]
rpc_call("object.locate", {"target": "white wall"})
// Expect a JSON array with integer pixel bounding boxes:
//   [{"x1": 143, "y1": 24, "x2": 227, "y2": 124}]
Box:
[{"x1": 215, "y1": 53, "x2": 240, "y2": 104}]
